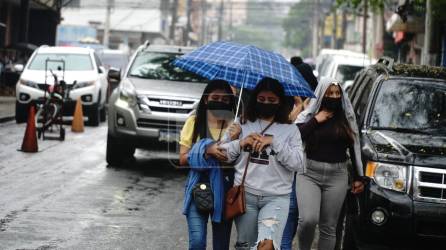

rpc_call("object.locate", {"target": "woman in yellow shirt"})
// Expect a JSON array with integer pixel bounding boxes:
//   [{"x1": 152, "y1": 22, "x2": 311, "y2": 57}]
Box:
[{"x1": 179, "y1": 79, "x2": 238, "y2": 250}]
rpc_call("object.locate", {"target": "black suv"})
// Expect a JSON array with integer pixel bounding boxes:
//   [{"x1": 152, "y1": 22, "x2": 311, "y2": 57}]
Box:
[{"x1": 342, "y1": 57, "x2": 446, "y2": 249}]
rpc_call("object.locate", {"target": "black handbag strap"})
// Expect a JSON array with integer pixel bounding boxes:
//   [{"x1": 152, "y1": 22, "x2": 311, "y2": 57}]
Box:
[{"x1": 240, "y1": 120, "x2": 274, "y2": 186}]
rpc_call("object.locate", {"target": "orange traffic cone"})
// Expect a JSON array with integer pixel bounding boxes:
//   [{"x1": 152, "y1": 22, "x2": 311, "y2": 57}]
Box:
[
  {"x1": 21, "y1": 105, "x2": 38, "y2": 153},
  {"x1": 72, "y1": 97, "x2": 84, "y2": 132}
]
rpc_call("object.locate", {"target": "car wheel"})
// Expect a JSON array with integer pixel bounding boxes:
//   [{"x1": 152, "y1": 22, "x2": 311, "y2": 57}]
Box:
[
  {"x1": 341, "y1": 213, "x2": 359, "y2": 250},
  {"x1": 100, "y1": 106, "x2": 106, "y2": 122},
  {"x1": 15, "y1": 101, "x2": 28, "y2": 123},
  {"x1": 106, "y1": 133, "x2": 135, "y2": 166},
  {"x1": 60, "y1": 127, "x2": 65, "y2": 141},
  {"x1": 87, "y1": 103, "x2": 100, "y2": 126}
]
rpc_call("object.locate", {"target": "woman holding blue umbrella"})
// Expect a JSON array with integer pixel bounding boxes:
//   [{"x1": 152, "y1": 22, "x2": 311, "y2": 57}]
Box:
[
  {"x1": 220, "y1": 77, "x2": 305, "y2": 250},
  {"x1": 179, "y1": 79, "x2": 240, "y2": 250}
]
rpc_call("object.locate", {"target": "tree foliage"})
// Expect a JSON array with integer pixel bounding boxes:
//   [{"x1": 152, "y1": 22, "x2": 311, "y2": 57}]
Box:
[
  {"x1": 335, "y1": 0, "x2": 387, "y2": 12},
  {"x1": 231, "y1": 25, "x2": 275, "y2": 51},
  {"x1": 282, "y1": 0, "x2": 313, "y2": 57}
]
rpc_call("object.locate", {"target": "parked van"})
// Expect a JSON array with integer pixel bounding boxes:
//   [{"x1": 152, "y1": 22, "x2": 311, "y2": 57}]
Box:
[{"x1": 316, "y1": 49, "x2": 372, "y2": 92}]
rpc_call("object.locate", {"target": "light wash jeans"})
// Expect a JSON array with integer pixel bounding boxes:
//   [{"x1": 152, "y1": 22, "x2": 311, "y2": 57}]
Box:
[
  {"x1": 235, "y1": 191, "x2": 290, "y2": 250},
  {"x1": 296, "y1": 159, "x2": 348, "y2": 250},
  {"x1": 281, "y1": 173, "x2": 299, "y2": 250}
]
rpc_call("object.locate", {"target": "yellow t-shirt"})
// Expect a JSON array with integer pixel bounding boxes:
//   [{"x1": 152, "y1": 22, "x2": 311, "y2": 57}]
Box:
[{"x1": 179, "y1": 115, "x2": 227, "y2": 148}]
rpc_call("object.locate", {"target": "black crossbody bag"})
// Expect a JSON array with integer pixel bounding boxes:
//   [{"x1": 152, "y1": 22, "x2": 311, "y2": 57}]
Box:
[{"x1": 192, "y1": 121, "x2": 225, "y2": 214}]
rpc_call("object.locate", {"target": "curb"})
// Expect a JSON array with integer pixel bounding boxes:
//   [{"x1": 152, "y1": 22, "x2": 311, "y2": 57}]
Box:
[{"x1": 0, "y1": 115, "x2": 15, "y2": 123}]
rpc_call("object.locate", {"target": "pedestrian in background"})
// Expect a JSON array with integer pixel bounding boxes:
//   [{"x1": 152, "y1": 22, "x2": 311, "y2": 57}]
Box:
[
  {"x1": 220, "y1": 77, "x2": 304, "y2": 250},
  {"x1": 294, "y1": 77, "x2": 367, "y2": 250},
  {"x1": 281, "y1": 56, "x2": 320, "y2": 250},
  {"x1": 179, "y1": 79, "x2": 238, "y2": 250}
]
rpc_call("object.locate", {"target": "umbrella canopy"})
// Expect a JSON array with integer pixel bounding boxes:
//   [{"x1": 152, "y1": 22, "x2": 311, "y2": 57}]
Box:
[{"x1": 174, "y1": 41, "x2": 314, "y2": 98}]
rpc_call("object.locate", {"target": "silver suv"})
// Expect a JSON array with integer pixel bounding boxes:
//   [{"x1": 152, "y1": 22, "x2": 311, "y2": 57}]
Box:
[{"x1": 106, "y1": 43, "x2": 207, "y2": 166}]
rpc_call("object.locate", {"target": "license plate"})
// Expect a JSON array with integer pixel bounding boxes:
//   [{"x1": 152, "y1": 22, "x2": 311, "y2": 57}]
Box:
[
  {"x1": 159, "y1": 131, "x2": 179, "y2": 142},
  {"x1": 159, "y1": 99, "x2": 182, "y2": 106}
]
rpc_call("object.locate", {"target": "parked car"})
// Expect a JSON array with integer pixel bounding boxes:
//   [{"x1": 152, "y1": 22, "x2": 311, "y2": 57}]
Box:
[
  {"x1": 341, "y1": 57, "x2": 446, "y2": 249},
  {"x1": 15, "y1": 46, "x2": 108, "y2": 126},
  {"x1": 97, "y1": 49, "x2": 129, "y2": 97},
  {"x1": 106, "y1": 43, "x2": 208, "y2": 166},
  {"x1": 316, "y1": 49, "x2": 372, "y2": 92}
]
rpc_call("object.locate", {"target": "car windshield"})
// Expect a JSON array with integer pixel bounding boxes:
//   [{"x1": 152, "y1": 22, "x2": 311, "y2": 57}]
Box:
[
  {"x1": 369, "y1": 79, "x2": 446, "y2": 135},
  {"x1": 128, "y1": 51, "x2": 207, "y2": 83},
  {"x1": 336, "y1": 65, "x2": 363, "y2": 83},
  {"x1": 28, "y1": 53, "x2": 93, "y2": 71},
  {"x1": 100, "y1": 54, "x2": 128, "y2": 70}
]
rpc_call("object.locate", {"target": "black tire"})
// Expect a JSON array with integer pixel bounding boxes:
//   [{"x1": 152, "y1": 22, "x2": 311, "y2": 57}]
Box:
[
  {"x1": 60, "y1": 127, "x2": 65, "y2": 141},
  {"x1": 106, "y1": 133, "x2": 135, "y2": 166},
  {"x1": 87, "y1": 103, "x2": 100, "y2": 126},
  {"x1": 100, "y1": 106, "x2": 106, "y2": 122},
  {"x1": 341, "y1": 214, "x2": 359, "y2": 250},
  {"x1": 15, "y1": 101, "x2": 28, "y2": 123}
]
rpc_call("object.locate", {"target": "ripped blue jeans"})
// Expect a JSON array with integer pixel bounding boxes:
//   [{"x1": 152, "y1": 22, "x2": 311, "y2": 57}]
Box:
[{"x1": 235, "y1": 192, "x2": 290, "y2": 250}]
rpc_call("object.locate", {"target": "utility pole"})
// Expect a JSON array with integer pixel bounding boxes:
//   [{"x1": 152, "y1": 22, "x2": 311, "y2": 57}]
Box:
[
  {"x1": 184, "y1": 0, "x2": 192, "y2": 46},
  {"x1": 217, "y1": 0, "x2": 224, "y2": 41},
  {"x1": 362, "y1": 0, "x2": 368, "y2": 54},
  {"x1": 332, "y1": 8, "x2": 337, "y2": 49},
  {"x1": 103, "y1": 0, "x2": 112, "y2": 48},
  {"x1": 422, "y1": 0, "x2": 433, "y2": 65},
  {"x1": 341, "y1": 9, "x2": 347, "y2": 49},
  {"x1": 19, "y1": 0, "x2": 30, "y2": 43},
  {"x1": 169, "y1": 0, "x2": 179, "y2": 45},
  {"x1": 229, "y1": 0, "x2": 233, "y2": 40},
  {"x1": 312, "y1": 0, "x2": 320, "y2": 59},
  {"x1": 200, "y1": 0, "x2": 207, "y2": 44}
]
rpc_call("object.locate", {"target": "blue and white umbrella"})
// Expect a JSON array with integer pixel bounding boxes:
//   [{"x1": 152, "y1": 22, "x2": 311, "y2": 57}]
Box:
[{"x1": 174, "y1": 41, "x2": 314, "y2": 116}]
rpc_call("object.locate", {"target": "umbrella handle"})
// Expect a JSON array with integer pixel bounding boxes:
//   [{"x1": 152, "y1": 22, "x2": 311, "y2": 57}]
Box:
[
  {"x1": 234, "y1": 74, "x2": 246, "y2": 119},
  {"x1": 234, "y1": 86, "x2": 244, "y2": 119}
]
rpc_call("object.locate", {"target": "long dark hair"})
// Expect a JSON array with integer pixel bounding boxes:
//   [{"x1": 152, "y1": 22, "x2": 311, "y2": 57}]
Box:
[
  {"x1": 243, "y1": 77, "x2": 291, "y2": 124},
  {"x1": 332, "y1": 111, "x2": 355, "y2": 144},
  {"x1": 192, "y1": 79, "x2": 236, "y2": 143},
  {"x1": 306, "y1": 90, "x2": 355, "y2": 151}
]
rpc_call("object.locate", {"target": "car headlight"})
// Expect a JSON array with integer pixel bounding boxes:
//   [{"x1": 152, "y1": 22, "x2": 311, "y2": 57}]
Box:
[
  {"x1": 19, "y1": 79, "x2": 38, "y2": 89},
  {"x1": 366, "y1": 161, "x2": 407, "y2": 192},
  {"x1": 72, "y1": 81, "x2": 95, "y2": 89},
  {"x1": 119, "y1": 80, "x2": 137, "y2": 106}
]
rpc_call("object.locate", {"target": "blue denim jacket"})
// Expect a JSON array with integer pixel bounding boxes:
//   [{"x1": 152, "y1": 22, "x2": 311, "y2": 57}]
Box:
[{"x1": 182, "y1": 138, "x2": 225, "y2": 222}]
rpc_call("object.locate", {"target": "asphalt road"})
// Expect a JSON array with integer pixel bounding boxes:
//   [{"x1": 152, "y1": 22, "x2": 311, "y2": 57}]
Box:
[
  {"x1": 0, "y1": 121, "x2": 380, "y2": 250},
  {"x1": 0, "y1": 122, "x2": 195, "y2": 249}
]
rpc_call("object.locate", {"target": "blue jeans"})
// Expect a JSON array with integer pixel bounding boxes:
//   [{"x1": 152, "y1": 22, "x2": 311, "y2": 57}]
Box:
[
  {"x1": 281, "y1": 174, "x2": 299, "y2": 250},
  {"x1": 235, "y1": 192, "x2": 290, "y2": 250},
  {"x1": 186, "y1": 171, "x2": 234, "y2": 250},
  {"x1": 186, "y1": 202, "x2": 232, "y2": 250}
]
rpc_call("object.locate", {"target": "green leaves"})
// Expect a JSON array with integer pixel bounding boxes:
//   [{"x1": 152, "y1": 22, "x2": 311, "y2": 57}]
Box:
[{"x1": 282, "y1": 0, "x2": 313, "y2": 56}]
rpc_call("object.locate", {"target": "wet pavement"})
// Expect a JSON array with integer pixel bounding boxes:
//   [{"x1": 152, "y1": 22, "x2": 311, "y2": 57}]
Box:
[
  {"x1": 0, "y1": 122, "x2": 193, "y2": 249},
  {"x1": 0, "y1": 121, "x2": 354, "y2": 250}
]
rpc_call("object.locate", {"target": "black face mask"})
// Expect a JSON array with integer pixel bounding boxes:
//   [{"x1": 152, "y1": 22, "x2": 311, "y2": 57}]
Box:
[
  {"x1": 206, "y1": 101, "x2": 233, "y2": 118},
  {"x1": 256, "y1": 102, "x2": 279, "y2": 118},
  {"x1": 321, "y1": 97, "x2": 342, "y2": 112}
]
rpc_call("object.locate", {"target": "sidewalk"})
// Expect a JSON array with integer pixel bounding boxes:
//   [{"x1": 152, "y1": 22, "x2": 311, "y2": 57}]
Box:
[{"x1": 0, "y1": 96, "x2": 15, "y2": 123}]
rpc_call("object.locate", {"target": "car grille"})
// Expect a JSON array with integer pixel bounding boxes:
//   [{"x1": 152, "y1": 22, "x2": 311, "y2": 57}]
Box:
[
  {"x1": 137, "y1": 96, "x2": 196, "y2": 114},
  {"x1": 136, "y1": 118, "x2": 184, "y2": 130},
  {"x1": 37, "y1": 84, "x2": 48, "y2": 90},
  {"x1": 414, "y1": 166, "x2": 446, "y2": 203},
  {"x1": 37, "y1": 84, "x2": 75, "y2": 91}
]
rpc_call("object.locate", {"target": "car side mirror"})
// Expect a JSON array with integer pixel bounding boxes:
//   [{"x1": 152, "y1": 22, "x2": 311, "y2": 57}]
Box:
[
  {"x1": 99, "y1": 66, "x2": 106, "y2": 74},
  {"x1": 108, "y1": 67, "x2": 121, "y2": 82},
  {"x1": 14, "y1": 64, "x2": 24, "y2": 72}
]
